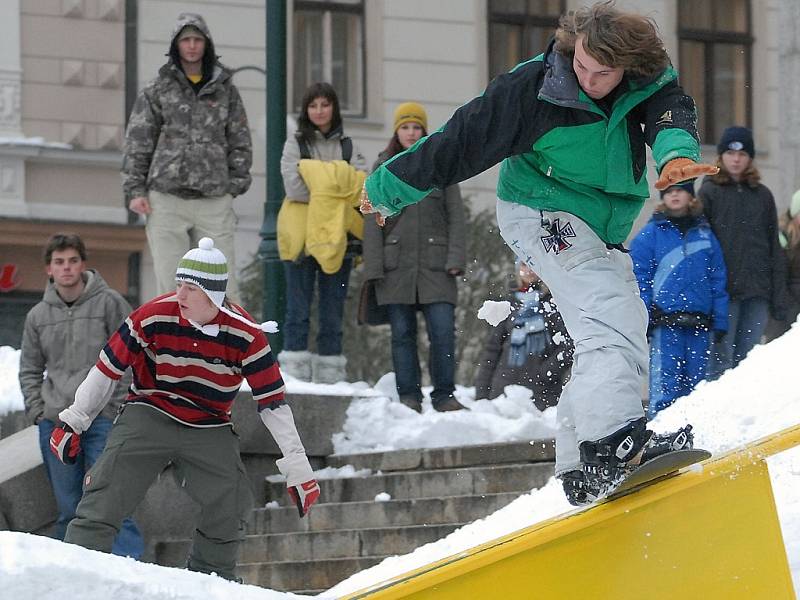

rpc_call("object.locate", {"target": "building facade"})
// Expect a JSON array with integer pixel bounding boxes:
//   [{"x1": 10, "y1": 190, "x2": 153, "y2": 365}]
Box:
[{"x1": 0, "y1": 0, "x2": 796, "y2": 347}]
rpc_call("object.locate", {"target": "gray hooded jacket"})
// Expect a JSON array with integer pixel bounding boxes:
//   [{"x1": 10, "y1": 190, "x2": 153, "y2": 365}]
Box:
[
  {"x1": 19, "y1": 270, "x2": 132, "y2": 424},
  {"x1": 122, "y1": 13, "x2": 252, "y2": 201}
]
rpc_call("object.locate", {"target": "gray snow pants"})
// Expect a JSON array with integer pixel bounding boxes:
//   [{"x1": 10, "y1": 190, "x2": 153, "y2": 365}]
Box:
[
  {"x1": 64, "y1": 404, "x2": 254, "y2": 580},
  {"x1": 496, "y1": 200, "x2": 648, "y2": 474}
]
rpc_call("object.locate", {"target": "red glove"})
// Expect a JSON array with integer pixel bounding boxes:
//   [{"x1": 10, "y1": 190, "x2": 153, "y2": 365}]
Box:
[
  {"x1": 50, "y1": 423, "x2": 81, "y2": 465},
  {"x1": 654, "y1": 158, "x2": 719, "y2": 190},
  {"x1": 288, "y1": 479, "x2": 320, "y2": 518}
]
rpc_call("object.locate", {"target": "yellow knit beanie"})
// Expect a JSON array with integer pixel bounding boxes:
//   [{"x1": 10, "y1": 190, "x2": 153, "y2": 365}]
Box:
[{"x1": 393, "y1": 102, "x2": 428, "y2": 133}]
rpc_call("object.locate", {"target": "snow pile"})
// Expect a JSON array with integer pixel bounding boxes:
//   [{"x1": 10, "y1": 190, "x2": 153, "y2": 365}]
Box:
[
  {"x1": 267, "y1": 464, "x2": 372, "y2": 483},
  {"x1": 333, "y1": 376, "x2": 558, "y2": 455},
  {"x1": 0, "y1": 533, "x2": 303, "y2": 600},
  {"x1": 0, "y1": 346, "x2": 24, "y2": 417}
]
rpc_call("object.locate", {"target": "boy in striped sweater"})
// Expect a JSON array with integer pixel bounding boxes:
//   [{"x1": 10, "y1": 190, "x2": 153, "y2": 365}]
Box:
[{"x1": 50, "y1": 238, "x2": 318, "y2": 581}]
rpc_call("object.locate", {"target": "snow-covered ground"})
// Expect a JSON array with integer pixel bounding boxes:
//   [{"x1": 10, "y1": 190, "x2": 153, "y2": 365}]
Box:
[{"x1": 1, "y1": 321, "x2": 799, "y2": 598}]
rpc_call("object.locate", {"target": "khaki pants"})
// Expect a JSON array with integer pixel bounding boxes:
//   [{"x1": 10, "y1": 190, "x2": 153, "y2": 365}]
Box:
[
  {"x1": 65, "y1": 404, "x2": 254, "y2": 580},
  {"x1": 146, "y1": 190, "x2": 240, "y2": 303}
]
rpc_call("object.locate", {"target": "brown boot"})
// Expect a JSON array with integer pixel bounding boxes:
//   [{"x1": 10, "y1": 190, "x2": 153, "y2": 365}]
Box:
[
  {"x1": 433, "y1": 396, "x2": 467, "y2": 412},
  {"x1": 398, "y1": 395, "x2": 422, "y2": 413}
]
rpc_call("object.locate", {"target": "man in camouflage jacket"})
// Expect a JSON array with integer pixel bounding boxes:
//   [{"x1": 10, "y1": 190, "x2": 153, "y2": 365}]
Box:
[{"x1": 123, "y1": 12, "x2": 252, "y2": 300}]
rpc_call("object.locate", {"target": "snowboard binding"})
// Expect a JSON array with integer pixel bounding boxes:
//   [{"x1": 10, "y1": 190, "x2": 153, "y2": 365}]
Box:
[{"x1": 561, "y1": 418, "x2": 696, "y2": 506}]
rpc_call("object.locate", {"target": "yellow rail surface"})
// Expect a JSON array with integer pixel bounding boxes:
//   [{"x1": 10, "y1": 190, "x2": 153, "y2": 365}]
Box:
[{"x1": 341, "y1": 423, "x2": 800, "y2": 600}]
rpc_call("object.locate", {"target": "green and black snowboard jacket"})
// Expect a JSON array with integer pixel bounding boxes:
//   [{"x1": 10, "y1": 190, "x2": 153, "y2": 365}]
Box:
[{"x1": 365, "y1": 41, "x2": 701, "y2": 244}]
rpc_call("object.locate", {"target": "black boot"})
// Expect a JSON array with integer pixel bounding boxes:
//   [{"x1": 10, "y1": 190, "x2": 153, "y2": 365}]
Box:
[
  {"x1": 559, "y1": 470, "x2": 603, "y2": 507},
  {"x1": 579, "y1": 418, "x2": 652, "y2": 496}
]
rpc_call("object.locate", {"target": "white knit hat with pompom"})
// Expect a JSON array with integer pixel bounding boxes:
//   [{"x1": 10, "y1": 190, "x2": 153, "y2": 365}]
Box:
[{"x1": 175, "y1": 237, "x2": 228, "y2": 307}]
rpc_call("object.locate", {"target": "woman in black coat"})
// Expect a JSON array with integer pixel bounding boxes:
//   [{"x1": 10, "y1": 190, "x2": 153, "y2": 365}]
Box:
[{"x1": 362, "y1": 102, "x2": 466, "y2": 413}]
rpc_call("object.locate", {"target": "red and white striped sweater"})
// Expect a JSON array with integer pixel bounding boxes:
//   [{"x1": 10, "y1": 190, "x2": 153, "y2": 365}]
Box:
[{"x1": 97, "y1": 293, "x2": 285, "y2": 427}]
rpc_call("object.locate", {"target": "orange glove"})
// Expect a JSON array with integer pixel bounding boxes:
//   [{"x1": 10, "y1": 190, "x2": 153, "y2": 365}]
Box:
[
  {"x1": 359, "y1": 185, "x2": 386, "y2": 227},
  {"x1": 654, "y1": 158, "x2": 719, "y2": 191}
]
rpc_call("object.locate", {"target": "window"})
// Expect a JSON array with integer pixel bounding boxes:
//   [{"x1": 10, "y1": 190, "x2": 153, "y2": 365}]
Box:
[
  {"x1": 293, "y1": 0, "x2": 365, "y2": 116},
  {"x1": 487, "y1": 0, "x2": 564, "y2": 81},
  {"x1": 678, "y1": 0, "x2": 752, "y2": 144}
]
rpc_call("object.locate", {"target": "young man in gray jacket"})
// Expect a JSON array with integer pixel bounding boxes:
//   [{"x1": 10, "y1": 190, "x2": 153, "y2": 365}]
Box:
[
  {"x1": 124, "y1": 12, "x2": 252, "y2": 301},
  {"x1": 19, "y1": 233, "x2": 143, "y2": 557}
]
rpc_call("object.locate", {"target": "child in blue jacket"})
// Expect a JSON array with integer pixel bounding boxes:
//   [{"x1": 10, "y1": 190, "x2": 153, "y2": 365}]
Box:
[{"x1": 631, "y1": 181, "x2": 729, "y2": 417}]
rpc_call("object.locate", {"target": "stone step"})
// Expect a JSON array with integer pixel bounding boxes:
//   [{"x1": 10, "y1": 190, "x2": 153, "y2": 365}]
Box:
[
  {"x1": 249, "y1": 491, "x2": 521, "y2": 534},
  {"x1": 236, "y1": 556, "x2": 385, "y2": 593},
  {"x1": 156, "y1": 523, "x2": 461, "y2": 566},
  {"x1": 327, "y1": 440, "x2": 555, "y2": 472},
  {"x1": 265, "y1": 462, "x2": 553, "y2": 505}
]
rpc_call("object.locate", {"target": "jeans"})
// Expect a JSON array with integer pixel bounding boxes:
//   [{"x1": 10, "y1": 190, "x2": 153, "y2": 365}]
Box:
[
  {"x1": 387, "y1": 302, "x2": 456, "y2": 406},
  {"x1": 708, "y1": 297, "x2": 769, "y2": 380},
  {"x1": 283, "y1": 256, "x2": 352, "y2": 355},
  {"x1": 38, "y1": 416, "x2": 144, "y2": 558}
]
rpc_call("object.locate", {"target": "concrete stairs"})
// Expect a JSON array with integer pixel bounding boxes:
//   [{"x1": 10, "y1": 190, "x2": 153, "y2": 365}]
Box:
[{"x1": 155, "y1": 440, "x2": 556, "y2": 595}]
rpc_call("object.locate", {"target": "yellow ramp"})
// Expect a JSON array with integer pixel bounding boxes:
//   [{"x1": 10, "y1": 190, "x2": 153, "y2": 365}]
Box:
[{"x1": 341, "y1": 424, "x2": 800, "y2": 600}]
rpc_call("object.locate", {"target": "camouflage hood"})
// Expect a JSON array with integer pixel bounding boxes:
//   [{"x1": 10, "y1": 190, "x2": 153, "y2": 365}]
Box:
[{"x1": 167, "y1": 12, "x2": 218, "y2": 73}]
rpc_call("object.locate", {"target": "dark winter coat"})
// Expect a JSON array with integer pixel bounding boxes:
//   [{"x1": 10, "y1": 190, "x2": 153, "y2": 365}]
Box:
[
  {"x1": 362, "y1": 153, "x2": 466, "y2": 306},
  {"x1": 122, "y1": 13, "x2": 252, "y2": 201},
  {"x1": 19, "y1": 270, "x2": 131, "y2": 425},
  {"x1": 474, "y1": 283, "x2": 573, "y2": 410},
  {"x1": 630, "y1": 212, "x2": 729, "y2": 332},
  {"x1": 365, "y1": 39, "x2": 700, "y2": 244},
  {"x1": 699, "y1": 178, "x2": 788, "y2": 318}
]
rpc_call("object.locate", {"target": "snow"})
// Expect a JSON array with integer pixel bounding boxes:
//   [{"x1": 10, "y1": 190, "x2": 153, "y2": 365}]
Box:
[
  {"x1": 0, "y1": 346, "x2": 24, "y2": 417},
  {"x1": 332, "y1": 377, "x2": 558, "y2": 454},
  {"x1": 1, "y1": 321, "x2": 799, "y2": 598},
  {"x1": 0, "y1": 136, "x2": 73, "y2": 150},
  {"x1": 477, "y1": 299, "x2": 512, "y2": 326}
]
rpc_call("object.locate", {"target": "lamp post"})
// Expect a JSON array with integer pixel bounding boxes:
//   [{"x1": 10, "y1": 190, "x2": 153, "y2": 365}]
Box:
[{"x1": 258, "y1": 0, "x2": 287, "y2": 353}]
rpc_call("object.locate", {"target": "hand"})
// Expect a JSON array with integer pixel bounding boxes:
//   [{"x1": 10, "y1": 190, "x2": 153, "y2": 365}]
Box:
[
  {"x1": 447, "y1": 268, "x2": 463, "y2": 276},
  {"x1": 359, "y1": 185, "x2": 385, "y2": 227},
  {"x1": 654, "y1": 158, "x2": 719, "y2": 190},
  {"x1": 713, "y1": 330, "x2": 726, "y2": 344},
  {"x1": 50, "y1": 423, "x2": 81, "y2": 465},
  {"x1": 128, "y1": 196, "x2": 151, "y2": 215},
  {"x1": 288, "y1": 479, "x2": 320, "y2": 518}
]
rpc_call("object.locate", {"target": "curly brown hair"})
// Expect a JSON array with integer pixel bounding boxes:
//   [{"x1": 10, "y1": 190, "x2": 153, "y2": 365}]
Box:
[{"x1": 554, "y1": 1, "x2": 669, "y2": 78}]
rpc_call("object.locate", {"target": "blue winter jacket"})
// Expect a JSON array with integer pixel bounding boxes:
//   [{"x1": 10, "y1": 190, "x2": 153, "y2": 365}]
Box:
[{"x1": 630, "y1": 213, "x2": 729, "y2": 332}]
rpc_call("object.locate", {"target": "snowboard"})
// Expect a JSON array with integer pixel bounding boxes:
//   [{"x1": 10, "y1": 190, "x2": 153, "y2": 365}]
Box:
[{"x1": 605, "y1": 448, "x2": 711, "y2": 500}]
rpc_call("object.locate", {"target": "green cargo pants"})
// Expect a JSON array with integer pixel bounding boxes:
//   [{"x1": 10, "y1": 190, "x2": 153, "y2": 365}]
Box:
[{"x1": 64, "y1": 404, "x2": 254, "y2": 580}]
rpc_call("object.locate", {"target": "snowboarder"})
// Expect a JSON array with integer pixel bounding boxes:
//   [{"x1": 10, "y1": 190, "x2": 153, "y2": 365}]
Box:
[
  {"x1": 50, "y1": 238, "x2": 319, "y2": 580},
  {"x1": 361, "y1": 1, "x2": 716, "y2": 504}
]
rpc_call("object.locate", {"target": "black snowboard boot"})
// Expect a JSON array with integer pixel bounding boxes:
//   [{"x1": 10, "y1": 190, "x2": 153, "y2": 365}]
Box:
[
  {"x1": 559, "y1": 469, "x2": 603, "y2": 507},
  {"x1": 577, "y1": 418, "x2": 696, "y2": 501},
  {"x1": 579, "y1": 417, "x2": 652, "y2": 497}
]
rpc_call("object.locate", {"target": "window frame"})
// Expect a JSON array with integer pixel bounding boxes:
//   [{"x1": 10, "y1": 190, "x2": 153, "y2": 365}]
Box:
[
  {"x1": 677, "y1": 1, "x2": 754, "y2": 144},
  {"x1": 292, "y1": 0, "x2": 367, "y2": 117},
  {"x1": 486, "y1": 0, "x2": 565, "y2": 82}
]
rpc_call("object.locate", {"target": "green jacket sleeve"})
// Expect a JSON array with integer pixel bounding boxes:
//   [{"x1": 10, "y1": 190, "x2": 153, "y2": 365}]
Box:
[{"x1": 365, "y1": 61, "x2": 542, "y2": 215}]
